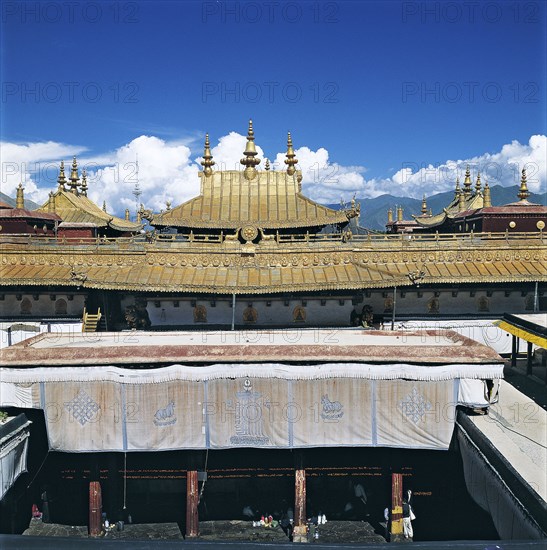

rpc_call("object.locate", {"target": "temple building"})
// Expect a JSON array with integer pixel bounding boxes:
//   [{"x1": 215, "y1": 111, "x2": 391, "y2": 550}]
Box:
[
  {"x1": 385, "y1": 204, "x2": 423, "y2": 234},
  {"x1": 0, "y1": 123, "x2": 546, "y2": 543},
  {"x1": 412, "y1": 167, "x2": 547, "y2": 234},
  {"x1": 39, "y1": 157, "x2": 142, "y2": 239},
  {"x1": 148, "y1": 122, "x2": 359, "y2": 239},
  {"x1": 0, "y1": 184, "x2": 61, "y2": 236},
  {"x1": 0, "y1": 124, "x2": 545, "y2": 329}
]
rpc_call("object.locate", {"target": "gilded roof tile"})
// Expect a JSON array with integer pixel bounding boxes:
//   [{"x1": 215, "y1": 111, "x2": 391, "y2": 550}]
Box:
[
  {"x1": 1, "y1": 240, "x2": 545, "y2": 294},
  {"x1": 151, "y1": 171, "x2": 353, "y2": 229},
  {"x1": 39, "y1": 190, "x2": 141, "y2": 233}
]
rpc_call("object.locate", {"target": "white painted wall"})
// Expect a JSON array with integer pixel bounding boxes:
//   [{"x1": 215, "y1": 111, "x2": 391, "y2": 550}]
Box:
[
  {"x1": 120, "y1": 297, "x2": 356, "y2": 327},
  {"x1": 0, "y1": 294, "x2": 85, "y2": 318},
  {"x1": 121, "y1": 290, "x2": 538, "y2": 328},
  {"x1": 361, "y1": 290, "x2": 534, "y2": 317}
]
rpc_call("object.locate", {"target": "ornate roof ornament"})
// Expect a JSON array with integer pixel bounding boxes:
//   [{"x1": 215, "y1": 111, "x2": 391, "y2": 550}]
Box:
[
  {"x1": 463, "y1": 165, "x2": 472, "y2": 196},
  {"x1": 69, "y1": 156, "x2": 80, "y2": 194},
  {"x1": 454, "y1": 177, "x2": 461, "y2": 199},
  {"x1": 421, "y1": 195, "x2": 428, "y2": 215},
  {"x1": 284, "y1": 131, "x2": 298, "y2": 176},
  {"x1": 475, "y1": 171, "x2": 482, "y2": 193},
  {"x1": 397, "y1": 205, "x2": 403, "y2": 221},
  {"x1": 518, "y1": 168, "x2": 530, "y2": 202},
  {"x1": 240, "y1": 119, "x2": 260, "y2": 180},
  {"x1": 387, "y1": 208, "x2": 393, "y2": 223},
  {"x1": 80, "y1": 169, "x2": 88, "y2": 196},
  {"x1": 48, "y1": 191, "x2": 55, "y2": 213},
  {"x1": 15, "y1": 182, "x2": 25, "y2": 209},
  {"x1": 200, "y1": 133, "x2": 215, "y2": 176},
  {"x1": 102, "y1": 200, "x2": 107, "y2": 212},
  {"x1": 57, "y1": 161, "x2": 67, "y2": 191},
  {"x1": 483, "y1": 180, "x2": 491, "y2": 207},
  {"x1": 264, "y1": 158, "x2": 270, "y2": 171}
]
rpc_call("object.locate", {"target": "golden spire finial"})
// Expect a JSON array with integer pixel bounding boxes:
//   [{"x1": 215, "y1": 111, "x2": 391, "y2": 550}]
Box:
[
  {"x1": 454, "y1": 177, "x2": 461, "y2": 199},
  {"x1": 475, "y1": 171, "x2": 482, "y2": 193},
  {"x1": 57, "y1": 161, "x2": 67, "y2": 191},
  {"x1": 125, "y1": 208, "x2": 130, "y2": 220},
  {"x1": 80, "y1": 169, "x2": 88, "y2": 196},
  {"x1": 240, "y1": 119, "x2": 260, "y2": 180},
  {"x1": 284, "y1": 131, "x2": 298, "y2": 176},
  {"x1": 102, "y1": 200, "x2": 107, "y2": 212},
  {"x1": 387, "y1": 207, "x2": 393, "y2": 223},
  {"x1": 463, "y1": 165, "x2": 472, "y2": 195},
  {"x1": 15, "y1": 182, "x2": 24, "y2": 209},
  {"x1": 421, "y1": 195, "x2": 427, "y2": 215},
  {"x1": 264, "y1": 158, "x2": 270, "y2": 171},
  {"x1": 48, "y1": 191, "x2": 55, "y2": 213},
  {"x1": 397, "y1": 205, "x2": 403, "y2": 221},
  {"x1": 483, "y1": 179, "x2": 491, "y2": 207},
  {"x1": 518, "y1": 168, "x2": 530, "y2": 201},
  {"x1": 201, "y1": 133, "x2": 215, "y2": 176},
  {"x1": 68, "y1": 156, "x2": 80, "y2": 194}
]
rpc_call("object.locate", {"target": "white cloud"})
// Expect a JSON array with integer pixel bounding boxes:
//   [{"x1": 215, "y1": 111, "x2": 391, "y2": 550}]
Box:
[
  {"x1": 0, "y1": 141, "x2": 87, "y2": 204},
  {"x1": 1, "y1": 133, "x2": 544, "y2": 216},
  {"x1": 84, "y1": 136, "x2": 199, "y2": 215},
  {"x1": 363, "y1": 134, "x2": 547, "y2": 199},
  {"x1": 271, "y1": 146, "x2": 368, "y2": 204}
]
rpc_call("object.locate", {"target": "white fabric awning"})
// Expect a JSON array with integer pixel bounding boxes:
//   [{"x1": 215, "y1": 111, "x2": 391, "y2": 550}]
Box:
[
  {"x1": 0, "y1": 362, "x2": 504, "y2": 385},
  {"x1": 0, "y1": 363, "x2": 502, "y2": 453}
]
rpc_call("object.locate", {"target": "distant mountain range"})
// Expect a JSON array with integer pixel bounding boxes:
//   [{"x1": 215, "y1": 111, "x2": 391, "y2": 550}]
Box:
[
  {"x1": 1, "y1": 185, "x2": 544, "y2": 232},
  {"x1": 0, "y1": 191, "x2": 40, "y2": 210},
  {"x1": 329, "y1": 185, "x2": 546, "y2": 231}
]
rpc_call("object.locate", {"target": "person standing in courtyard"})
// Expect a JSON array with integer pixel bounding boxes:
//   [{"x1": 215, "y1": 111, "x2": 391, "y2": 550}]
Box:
[{"x1": 402, "y1": 498, "x2": 415, "y2": 539}]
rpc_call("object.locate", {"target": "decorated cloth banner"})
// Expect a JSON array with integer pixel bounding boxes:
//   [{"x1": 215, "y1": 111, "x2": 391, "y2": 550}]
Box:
[{"x1": 0, "y1": 362, "x2": 501, "y2": 452}]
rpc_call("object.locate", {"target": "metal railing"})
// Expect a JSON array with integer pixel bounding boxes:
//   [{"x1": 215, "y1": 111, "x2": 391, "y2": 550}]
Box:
[{"x1": 0, "y1": 230, "x2": 544, "y2": 252}]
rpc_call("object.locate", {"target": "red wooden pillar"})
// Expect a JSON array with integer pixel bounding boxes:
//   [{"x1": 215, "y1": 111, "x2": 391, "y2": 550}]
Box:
[
  {"x1": 390, "y1": 473, "x2": 403, "y2": 542},
  {"x1": 89, "y1": 481, "x2": 102, "y2": 537},
  {"x1": 186, "y1": 470, "x2": 199, "y2": 537},
  {"x1": 293, "y1": 468, "x2": 307, "y2": 542}
]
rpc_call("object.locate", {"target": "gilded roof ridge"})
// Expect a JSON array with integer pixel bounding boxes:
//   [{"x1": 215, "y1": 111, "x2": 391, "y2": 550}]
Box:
[
  {"x1": 152, "y1": 170, "x2": 352, "y2": 228},
  {"x1": 39, "y1": 188, "x2": 141, "y2": 230}
]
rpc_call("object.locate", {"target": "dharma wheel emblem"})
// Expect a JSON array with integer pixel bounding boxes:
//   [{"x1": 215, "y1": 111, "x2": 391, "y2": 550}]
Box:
[{"x1": 241, "y1": 225, "x2": 258, "y2": 242}]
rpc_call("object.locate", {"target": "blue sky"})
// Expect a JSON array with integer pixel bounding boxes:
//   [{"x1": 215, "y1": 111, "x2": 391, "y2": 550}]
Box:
[{"x1": 1, "y1": 0, "x2": 546, "y2": 212}]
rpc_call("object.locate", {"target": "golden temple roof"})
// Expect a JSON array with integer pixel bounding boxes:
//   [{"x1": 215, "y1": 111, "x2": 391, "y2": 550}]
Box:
[
  {"x1": 152, "y1": 124, "x2": 357, "y2": 230},
  {"x1": 414, "y1": 175, "x2": 485, "y2": 228},
  {"x1": 40, "y1": 190, "x2": 142, "y2": 232},
  {"x1": 151, "y1": 169, "x2": 355, "y2": 229},
  {"x1": 1, "y1": 235, "x2": 545, "y2": 294},
  {"x1": 39, "y1": 160, "x2": 142, "y2": 233}
]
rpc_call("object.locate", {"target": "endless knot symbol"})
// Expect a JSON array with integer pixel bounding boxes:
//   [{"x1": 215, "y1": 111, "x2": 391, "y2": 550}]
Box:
[
  {"x1": 64, "y1": 389, "x2": 100, "y2": 426},
  {"x1": 397, "y1": 387, "x2": 432, "y2": 424}
]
